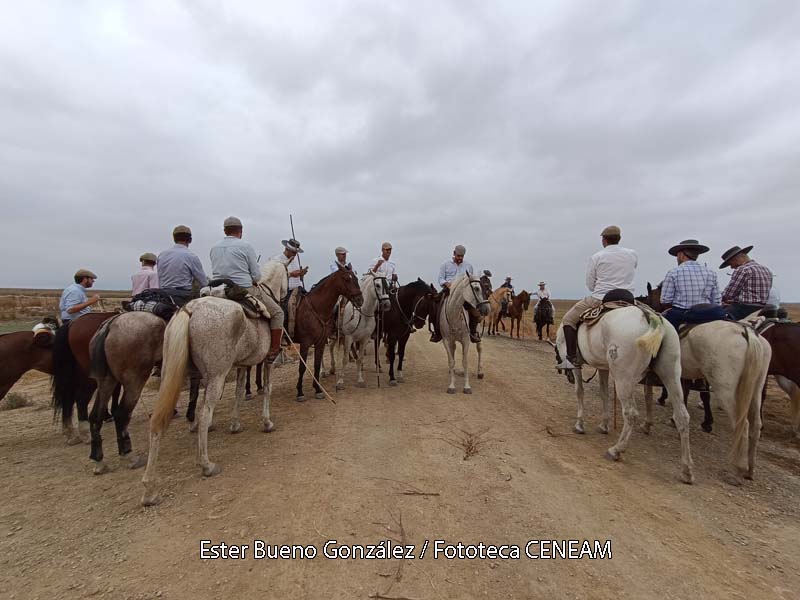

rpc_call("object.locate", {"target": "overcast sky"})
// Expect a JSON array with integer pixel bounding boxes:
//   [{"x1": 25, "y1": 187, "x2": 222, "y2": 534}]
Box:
[{"x1": 1, "y1": 1, "x2": 798, "y2": 299}]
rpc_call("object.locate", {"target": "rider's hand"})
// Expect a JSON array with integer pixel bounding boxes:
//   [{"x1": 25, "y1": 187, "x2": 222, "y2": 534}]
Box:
[{"x1": 90, "y1": 295, "x2": 101, "y2": 304}]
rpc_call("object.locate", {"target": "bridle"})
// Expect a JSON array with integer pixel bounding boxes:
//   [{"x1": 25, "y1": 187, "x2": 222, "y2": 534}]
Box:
[
  {"x1": 392, "y1": 288, "x2": 428, "y2": 332},
  {"x1": 467, "y1": 277, "x2": 490, "y2": 310}
]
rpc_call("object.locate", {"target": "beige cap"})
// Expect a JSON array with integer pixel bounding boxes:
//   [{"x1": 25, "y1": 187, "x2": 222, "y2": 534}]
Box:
[
  {"x1": 335, "y1": 246, "x2": 348, "y2": 254},
  {"x1": 454, "y1": 244, "x2": 466, "y2": 255},
  {"x1": 224, "y1": 216, "x2": 243, "y2": 228},
  {"x1": 601, "y1": 225, "x2": 621, "y2": 237},
  {"x1": 140, "y1": 252, "x2": 157, "y2": 263},
  {"x1": 75, "y1": 269, "x2": 97, "y2": 280},
  {"x1": 381, "y1": 242, "x2": 392, "y2": 250},
  {"x1": 172, "y1": 224, "x2": 192, "y2": 236}
]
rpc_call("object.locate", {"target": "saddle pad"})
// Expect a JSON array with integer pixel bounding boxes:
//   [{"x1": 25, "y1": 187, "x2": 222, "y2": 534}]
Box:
[{"x1": 580, "y1": 300, "x2": 636, "y2": 326}]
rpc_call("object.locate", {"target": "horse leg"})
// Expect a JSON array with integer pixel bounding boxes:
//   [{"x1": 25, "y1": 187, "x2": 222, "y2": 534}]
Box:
[
  {"x1": 114, "y1": 378, "x2": 148, "y2": 470},
  {"x1": 109, "y1": 383, "x2": 121, "y2": 420},
  {"x1": 598, "y1": 371, "x2": 610, "y2": 434},
  {"x1": 462, "y1": 339, "x2": 472, "y2": 394},
  {"x1": 326, "y1": 339, "x2": 336, "y2": 377},
  {"x1": 574, "y1": 371, "x2": 586, "y2": 434},
  {"x1": 76, "y1": 381, "x2": 95, "y2": 444},
  {"x1": 445, "y1": 340, "x2": 457, "y2": 394},
  {"x1": 606, "y1": 379, "x2": 638, "y2": 460},
  {"x1": 657, "y1": 386, "x2": 668, "y2": 406},
  {"x1": 476, "y1": 340, "x2": 484, "y2": 380},
  {"x1": 262, "y1": 363, "x2": 274, "y2": 432},
  {"x1": 245, "y1": 366, "x2": 253, "y2": 400},
  {"x1": 89, "y1": 377, "x2": 116, "y2": 475},
  {"x1": 230, "y1": 368, "x2": 245, "y2": 434},
  {"x1": 641, "y1": 383, "x2": 653, "y2": 435},
  {"x1": 701, "y1": 390, "x2": 713, "y2": 433},
  {"x1": 296, "y1": 345, "x2": 309, "y2": 401},
  {"x1": 256, "y1": 361, "x2": 264, "y2": 393},
  {"x1": 387, "y1": 335, "x2": 397, "y2": 386},
  {"x1": 397, "y1": 334, "x2": 408, "y2": 383},
  {"x1": 336, "y1": 337, "x2": 347, "y2": 391},
  {"x1": 313, "y1": 342, "x2": 325, "y2": 399},
  {"x1": 186, "y1": 372, "x2": 200, "y2": 423},
  {"x1": 745, "y1": 382, "x2": 763, "y2": 480},
  {"x1": 198, "y1": 376, "x2": 224, "y2": 477},
  {"x1": 660, "y1": 371, "x2": 694, "y2": 484}
]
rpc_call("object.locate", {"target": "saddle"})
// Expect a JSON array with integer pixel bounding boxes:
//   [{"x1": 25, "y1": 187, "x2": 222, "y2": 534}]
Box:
[
  {"x1": 579, "y1": 290, "x2": 644, "y2": 328},
  {"x1": 201, "y1": 279, "x2": 271, "y2": 321}
]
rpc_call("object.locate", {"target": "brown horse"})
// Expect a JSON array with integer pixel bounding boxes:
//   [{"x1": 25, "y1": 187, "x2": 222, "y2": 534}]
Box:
[
  {"x1": 382, "y1": 279, "x2": 436, "y2": 385},
  {"x1": 0, "y1": 322, "x2": 56, "y2": 400},
  {"x1": 507, "y1": 290, "x2": 530, "y2": 339},
  {"x1": 293, "y1": 267, "x2": 364, "y2": 401},
  {"x1": 757, "y1": 323, "x2": 800, "y2": 436}
]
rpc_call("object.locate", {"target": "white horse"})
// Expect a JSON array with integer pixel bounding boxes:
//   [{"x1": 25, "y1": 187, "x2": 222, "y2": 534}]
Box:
[
  {"x1": 555, "y1": 307, "x2": 694, "y2": 484},
  {"x1": 439, "y1": 274, "x2": 490, "y2": 394},
  {"x1": 650, "y1": 321, "x2": 771, "y2": 483},
  {"x1": 141, "y1": 297, "x2": 276, "y2": 506},
  {"x1": 332, "y1": 272, "x2": 391, "y2": 390}
]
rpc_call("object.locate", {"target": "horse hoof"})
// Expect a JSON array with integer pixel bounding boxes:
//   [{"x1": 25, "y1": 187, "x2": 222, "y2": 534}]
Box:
[
  {"x1": 93, "y1": 462, "x2": 110, "y2": 475},
  {"x1": 639, "y1": 424, "x2": 651, "y2": 435},
  {"x1": 207, "y1": 424, "x2": 217, "y2": 433},
  {"x1": 701, "y1": 423, "x2": 713, "y2": 433},
  {"x1": 721, "y1": 471, "x2": 744, "y2": 487},
  {"x1": 296, "y1": 395, "x2": 306, "y2": 403},
  {"x1": 315, "y1": 392, "x2": 325, "y2": 400},
  {"x1": 574, "y1": 425, "x2": 585, "y2": 435},
  {"x1": 262, "y1": 421, "x2": 275, "y2": 433},
  {"x1": 657, "y1": 399, "x2": 666, "y2": 407},
  {"x1": 129, "y1": 455, "x2": 147, "y2": 470},
  {"x1": 66, "y1": 436, "x2": 83, "y2": 446},
  {"x1": 389, "y1": 380, "x2": 398, "y2": 387},
  {"x1": 463, "y1": 388, "x2": 472, "y2": 395},
  {"x1": 230, "y1": 423, "x2": 243, "y2": 434},
  {"x1": 335, "y1": 384, "x2": 345, "y2": 391},
  {"x1": 397, "y1": 375, "x2": 404, "y2": 383},
  {"x1": 141, "y1": 493, "x2": 162, "y2": 507},
  {"x1": 446, "y1": 388, "x2": 456, "y2": 395},
  {"x1": 189, "y1": 423, "x2": 198, "y2": 433},
  {"x1": 256, "y1": 387, "x2": 265, "y2": 395},
  {"x1": 744, "y1": 469, "x2": 754, "y2": 481},
  {"x1": 597, "y1": 425, "x2": 609, "y2": 435},
  {"x1": 477, "y1": 373, "x2": 484, "y2": 380},
  {"x1": 355, "y1": 381, "x2": 366, "y2": 388},
  {"x1": 245, "y1": 393, "x2": 253, "y2": 400},
  {"x1": 679, "y1": 470, "x2": 694, "y2": 485},
  {"x1": 604, "y1": 450, "x2": 619, "y2": 462},
  {"x1": 202, "y1": 463, "x2": 222, "y2": 477}
]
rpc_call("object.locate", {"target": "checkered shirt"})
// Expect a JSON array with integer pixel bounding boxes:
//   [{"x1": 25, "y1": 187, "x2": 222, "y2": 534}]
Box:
[
  {"x1": 721, "y1": 260, "x2": 773, "y2": 305},
  {"x1": 660, "y1": 260, "x2": 720, "y2": 309}
]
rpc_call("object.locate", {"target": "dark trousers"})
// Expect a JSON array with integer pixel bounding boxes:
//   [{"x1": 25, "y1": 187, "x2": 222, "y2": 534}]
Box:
[
  {"x1": 663, "y1": 307, "x2": 689, "y2": 330},
  {"x1": 725, "y1": 303, "x2": 765, "y2": 320}
]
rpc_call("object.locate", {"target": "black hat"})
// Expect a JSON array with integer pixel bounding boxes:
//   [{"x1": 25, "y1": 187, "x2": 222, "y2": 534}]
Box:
[
  {"x1": 281, "y1": 238, "x2": 304, "y2": 254},
  {"x1": 719, "y1": 245, "x2": 753, "y2": 269},
  {"x1": 668, "y1": 239, "x2": 710, "y2": 257}
]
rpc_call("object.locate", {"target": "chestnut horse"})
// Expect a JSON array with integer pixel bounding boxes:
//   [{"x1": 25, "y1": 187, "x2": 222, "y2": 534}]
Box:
[
  {"x1": 0, "y1": 320, "x2": 57, "y2": 400},
  {"x1": 507, "y1": 290, "x2": 530, "y2": 339}
]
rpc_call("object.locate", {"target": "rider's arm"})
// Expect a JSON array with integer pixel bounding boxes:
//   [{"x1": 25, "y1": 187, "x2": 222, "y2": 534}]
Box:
[
  {"x1": 437, "y1": 262, "x2": 448, "y2": 288},
  {"x1": 585, "y1": 255, "x2": 597, "y2": 293}
]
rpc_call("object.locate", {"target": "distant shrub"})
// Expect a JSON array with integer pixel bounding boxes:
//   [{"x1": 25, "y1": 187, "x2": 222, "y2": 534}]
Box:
[{"x1": 0, "y1": 392, "x2": 30, "y2": 410}]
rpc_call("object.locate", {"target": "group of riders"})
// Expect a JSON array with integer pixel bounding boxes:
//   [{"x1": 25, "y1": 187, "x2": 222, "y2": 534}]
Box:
[
  {"x1": 557, "y1": 225, "x2": 780, "y2": 371},
  {"x1": 57, "y1": 217, "x2": 550, "y2": 364}
]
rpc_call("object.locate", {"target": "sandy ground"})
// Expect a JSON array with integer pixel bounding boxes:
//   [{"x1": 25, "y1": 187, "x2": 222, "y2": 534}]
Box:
[{"x1": 1, "y1": 324, "x2": 799, "y2": 600}]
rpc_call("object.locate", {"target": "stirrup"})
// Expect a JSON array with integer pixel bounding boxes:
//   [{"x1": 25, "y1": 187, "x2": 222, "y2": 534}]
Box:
[{"x1": 557, "y1": 358, "x2": 580, "y2": 370}]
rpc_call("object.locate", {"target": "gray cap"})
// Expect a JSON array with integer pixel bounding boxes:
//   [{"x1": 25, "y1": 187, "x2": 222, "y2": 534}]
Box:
[
  {"x1": 173, "y1": 224, "x2": 192, "y2": 236},
  {"x1": 335, "y1": 246, "x2": 348, "y2": 254},
  {"x1": 454, "y1": 244, "x2": 466, "y2": 255},
  {"x1": 139, "y1": 252, "x2": 157, "y2": 263},
  {"x1": 224, "y1": 216, "x2": 243, "y2": 228},
  {"x1": 75, "y1": 269, "x2": 97, "y2": 280}
]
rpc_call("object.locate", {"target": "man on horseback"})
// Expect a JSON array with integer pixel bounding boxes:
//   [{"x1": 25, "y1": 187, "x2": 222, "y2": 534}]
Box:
[
  {"x1": 719, "y1": 244, "x2": 773, "y2": 320},
  {"x1": 368, "y1": 242, "x2": 398, "y2": 285},
  {"x1": 60, "y1": 269, "x2": 101, "y2": 322},
  {"x1": 429, "y1": 244, "x2": 480, "y2": 343},
  {"x1": 500, "y1": 276, "x2": 514, "y2": 315},
  {"x1": 131, "y1": 252, "x2": 159, "y2": 296},
  {"x1": 210, "y1": 216, "x2": 283, "y2": 361},
  {"x1": 330, "y1": 246, "x2": 355, "y2": 274},
  {"x1": 533, "y1": 281, "x2": 550, "y2": 302},
  {"x1": 280, "y1": 238, "x2": 308, "y2": 293},
  {"x1": 558, "y1": 225, "x2": 638, "y2": 370},
  {"x1": 659, "y1": 239, "x2": 721, "y2": 330},
  {"x1": 156, "y1": 225, "x2": 209, "y2": 306}
]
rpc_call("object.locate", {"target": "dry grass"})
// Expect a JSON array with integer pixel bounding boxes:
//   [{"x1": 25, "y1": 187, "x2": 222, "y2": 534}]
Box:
[
  {"x1": 0, "y1": 392, "x2": 31, "y2": 411},
  {"x1": 441, "y1": 427, "x2": 493, "y2": 460}
]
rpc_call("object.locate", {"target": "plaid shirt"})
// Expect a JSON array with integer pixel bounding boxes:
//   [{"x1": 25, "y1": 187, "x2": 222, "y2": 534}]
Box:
[
  {"x1": 722, "y1": 260, "x2": 773, "y2": 305},
  {"x1": 661, "y1": 261, "x2": 720, "y2": 309}
]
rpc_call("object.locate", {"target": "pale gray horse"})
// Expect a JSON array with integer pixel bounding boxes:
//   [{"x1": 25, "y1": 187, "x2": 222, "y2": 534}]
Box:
[
  {"x1": 88, "y1": 311, "x2": 165, "y2": 475},
  {"x1": 554, "y1": 306, "x2": 694, "y2": 484},
  {"x1": 142, "y1": 297, "x2": 275, "y2": 506},
  {"x1": 332, "y1": 272, "x2": 391, "y2": 390},
  {"x1": 439, "y1": 274, "x2": 490, "y2": 394}
]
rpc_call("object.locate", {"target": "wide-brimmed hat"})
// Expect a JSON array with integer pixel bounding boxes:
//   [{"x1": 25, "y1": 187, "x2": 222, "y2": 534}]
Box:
[
  {"x1": 719, "y1": 245, "x2": 753, "y2": 269},
  {"x1": 505, "y1": 276, "x2": 512, "y2": 280},
  {"x1": 75, "y1": 269, "x2": 97, "y2": 280},
  {"x1": 538, "y1": 281, "x2": 546, "y2": 286},
  {"x1": 282, "y1": 238, "x2": 304, "y2": 253},
  {"x1": 668, "y1": 239, "x2": 710, "y2": 257},
  {"x1": 139, "y1": 252, "x2": 157, "y2": 263},
  {"x1": 482, "y1": 269, "x2": 492, "y2": 277}
]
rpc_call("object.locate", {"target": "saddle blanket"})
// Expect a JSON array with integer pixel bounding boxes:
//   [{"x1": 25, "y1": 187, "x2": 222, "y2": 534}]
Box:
[
  {"x1": 200, "y1": 282, "x2": 271, "y2": 321},
  {"x1": 580, "y1": 300, "x2": 644, "y2": 327}
]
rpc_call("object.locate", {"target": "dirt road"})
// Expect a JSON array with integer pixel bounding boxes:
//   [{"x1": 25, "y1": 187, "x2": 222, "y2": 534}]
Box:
[{"x1": 1, "y1": 330, "x2": 798, "y2": 599}]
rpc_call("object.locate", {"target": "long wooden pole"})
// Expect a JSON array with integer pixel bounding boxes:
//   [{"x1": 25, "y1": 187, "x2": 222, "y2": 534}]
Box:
[{"x1": 289, "y1": 214, "x2": 305, "y2": 286}]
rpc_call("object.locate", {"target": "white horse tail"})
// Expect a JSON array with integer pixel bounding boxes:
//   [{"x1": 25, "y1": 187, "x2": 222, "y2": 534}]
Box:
[
  {"x1": 730, "y1": 327, "x2": 767, "y2": 465},
  {"x1": 636, "y1": 310, "x2": 665, "y2": 358},
  {"x1": 150, "y1": 307, "x2": 191, "y2": 435}
]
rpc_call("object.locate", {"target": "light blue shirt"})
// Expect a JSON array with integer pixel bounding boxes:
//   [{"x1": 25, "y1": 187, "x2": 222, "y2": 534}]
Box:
[
  {"x1": 438, "y1": 259, "x2": 474, "y2": 287},
  {"x1": 210, "y1": 236, "x2": 261, "y2": 288},
  {"x1": 60, "y1": 283, "x2": 91, "y2": 321},
  {"x1": 157, "y1": 244, "x2": 208, "y2": 291},
  {"x1": 661, "y1": 260, "x2": 720, "y2": 309}
]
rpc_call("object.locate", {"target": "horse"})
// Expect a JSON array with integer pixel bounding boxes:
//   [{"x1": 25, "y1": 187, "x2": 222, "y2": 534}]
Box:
[
  {"x1": 553, "y1": 306, "x2": 695, "y2": 484},
  {"x1": 507, "y1": 290, "x2": 530, "y2": 339},
  {"x1": 0, "y1": 320, "x2": 57, "y2": 400},
  {"x1": 383, "y1": 279, "x2": 436, "y2": 386},
  {"x1": 533, "y1": 297, "x2": 555, "y2": 341},
  {"x1": 483, "y1": 287, "x2": 511, "y2": 336},
  {"x1": 757, "y1": 322, "x2": 800, "y2": 438},
  {"x1": 331, "y1": 272, "x2": 391, "y2": 390},
  {"x1": 87, "y1": 311, "x2": 166, "y2": 475},
  {"x1": 639, "y1": 283, "x2": 771, "y2": 482},
  {"x1": 439, "y1": 274, "x2": 490, "y2": 394},
  {"x1": 142, "y1": 265, "x2": 362, "y2": 506}
]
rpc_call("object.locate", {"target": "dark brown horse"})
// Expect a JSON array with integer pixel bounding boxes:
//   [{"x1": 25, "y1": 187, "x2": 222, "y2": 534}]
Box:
[
  {"x1": 294, "y1": 266, "x2": 363, "y2": 401},
  {"x1": 533, "y1": 297, "x2": 555, "y2": 340},
  {"x1": 383, "y1": 279, "x2": 436, "y2": 385},
  {"x1": 507, "y1": 290, "x2": 530, "y2": 339},
  {"x1": 0, "y1": 323, "x2": 56, "y2": 400}
]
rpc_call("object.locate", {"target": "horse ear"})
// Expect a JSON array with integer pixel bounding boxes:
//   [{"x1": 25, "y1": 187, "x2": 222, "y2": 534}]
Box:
[{"x1": 647, "y1": 282, "x2": 652, "y2": 294}]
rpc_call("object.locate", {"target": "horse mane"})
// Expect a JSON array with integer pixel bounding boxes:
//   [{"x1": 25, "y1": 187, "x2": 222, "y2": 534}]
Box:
[{"x1": 404, "y1": 278, "x2": 430, "y2": 293}]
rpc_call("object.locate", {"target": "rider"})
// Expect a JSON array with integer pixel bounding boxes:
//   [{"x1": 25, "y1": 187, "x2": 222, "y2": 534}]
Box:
[
  {"x1": 156, "y1": 225, "x2": 209, "y2": 306},
  {"x1": 559, "y1": 225, "x2": 638, "y2": 370},
  {"x1": 330, "y1": 246, "x2": 356, "y2": 274},
  {"x1": 429, "y1": 244, "x2": 480, "y2": 344},
  {"x1": 500, "y1": 276, "x2": 514, "y2": 315},
  {"x1": 281, "y1": 238, "x2": 308, "y2": 293},
  {"x1": 368, "y1": 242, "x2": 398, "y2": 285},
  {"x1": 210, "y1": 216, "x2": 283, "y2": 361},
  {"x1": 659, "y1": 239, "x2": 720, "y2": 330},
  {"x1": 131, "y1": 252, "x2": 159, "y2": 296},
  {"x1": 533, "y1": 281, "x2": 551, "y2": 302},
  {"x1": 60, "y1": 269, "x2": 100, "y2": 322},
  {"x1": 719, "y1": 244, "x2": 773, "y2": 320}
]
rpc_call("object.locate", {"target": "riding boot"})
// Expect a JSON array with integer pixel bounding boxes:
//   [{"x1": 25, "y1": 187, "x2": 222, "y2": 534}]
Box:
[
  {"x1": 561, "y1": 325, "x2": 580, "y2": 369},
  {"x1": 429, "y1": 299, "x2": 442, "y2": 342},
  {"x1": 266, "y1": 328, "x2": 283, "y2": 362}
]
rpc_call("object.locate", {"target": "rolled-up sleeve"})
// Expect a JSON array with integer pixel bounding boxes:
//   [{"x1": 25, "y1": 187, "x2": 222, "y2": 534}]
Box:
[
  {"x1": 721, "y1": 269, "x2": 743, "y2": 303},
  {"x1": 585, "y1": 256, "x2": 597, "y2": 292},
  {"x1": 437, "y1": 262, "x2": 448, "y2": 287},
  {"x1": 247, "y1": 247, "x2": 261, "y2": 283}
]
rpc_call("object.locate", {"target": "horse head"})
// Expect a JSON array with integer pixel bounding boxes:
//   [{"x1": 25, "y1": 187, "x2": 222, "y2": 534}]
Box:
[
  {"x1": 464, "y1": 275, "x2": 490, "y2": 317},
  {"x1": 370, "y1": 273, "x2": 391, "y2": 312},
  {"x1": 335, "y1": 264, "x2": 364, "y2": 307},
  {"x1": 520, "y1": 290, "x2": 530, "y2": 311}
]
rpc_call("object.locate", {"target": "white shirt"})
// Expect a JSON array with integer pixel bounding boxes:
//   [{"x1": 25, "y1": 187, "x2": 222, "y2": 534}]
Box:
[
  {"x1": 368, "y1": 256, "x2": 397, "y2": 280},
  {"x1": 286, "y1": 255, "x2": 303, "y2": 290},
  {"x1": 533, "y1": 287, "x2": 551, "y2": 301},
  {"x1": 330, "y1": 260, "x2": 356, "y2": 275},
  {"x1": 438, "y1": 259, "x2": 474, "y2": 287},
  {"x1": 586, "y1": 244, "x2": 638, "y2": 300}
]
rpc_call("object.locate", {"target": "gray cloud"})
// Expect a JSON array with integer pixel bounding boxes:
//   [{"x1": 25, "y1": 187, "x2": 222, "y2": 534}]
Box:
[{"x1": 1, "y1": 1, "x2": 798, "y2": 300}]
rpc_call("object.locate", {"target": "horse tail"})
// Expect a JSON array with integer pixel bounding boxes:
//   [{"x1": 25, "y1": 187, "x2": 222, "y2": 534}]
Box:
[
  {"x1": 150, "y1": 308, "x2": 191, "y2": 434},
  {"x1": 730, "y1": 328, "x2": 767, "y2": 467},
  {"x1": 89, "y1": 316, "x2": 116, "y2": 380},
  {"x1": 51, "y1": 320, "x2": 78, "y2": 424},
  {"x1": 636, "y1": 310, "x2": 665, "y2": 358}
]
